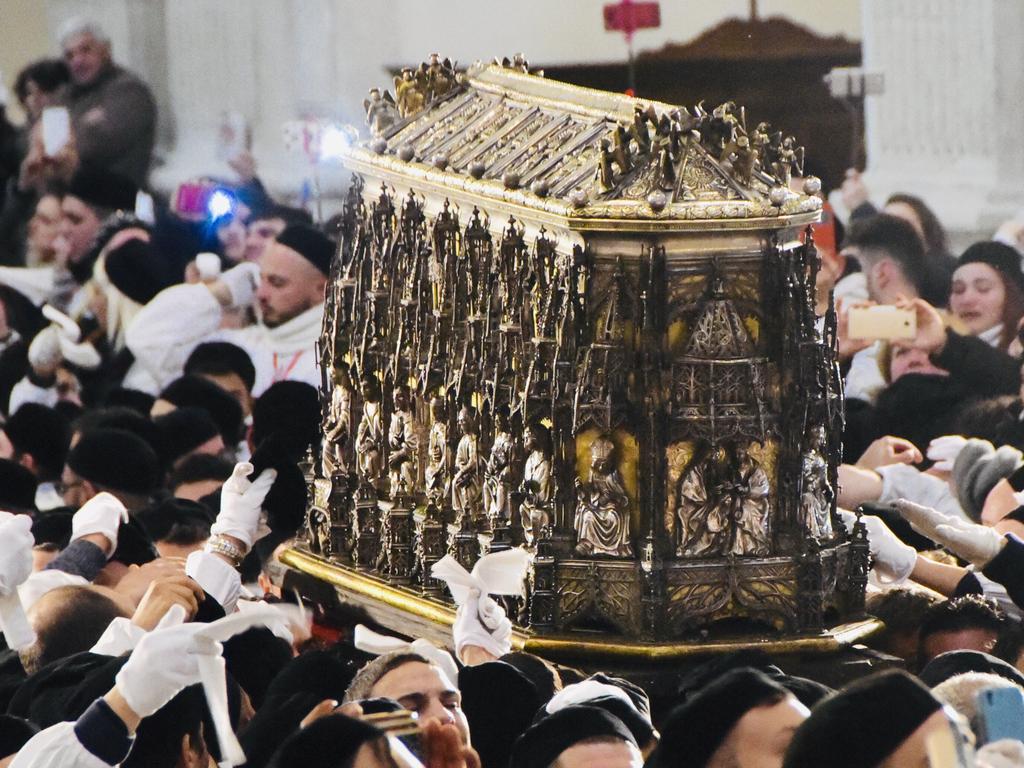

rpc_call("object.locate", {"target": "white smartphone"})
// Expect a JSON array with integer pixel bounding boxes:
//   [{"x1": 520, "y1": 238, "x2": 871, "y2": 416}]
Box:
[
  {"x1": 847, "y1": 305, "x2": 917, "y2": 340},
  {"x1": 41, "y1": 106, "x2": 71, "y2": 157}
]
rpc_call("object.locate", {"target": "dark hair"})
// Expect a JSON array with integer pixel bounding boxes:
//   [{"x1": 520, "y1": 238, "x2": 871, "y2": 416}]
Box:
[
  {"x1": 122, "y1": 686, "x2": 208, "y2": 768},
  {"x1": 866, "y1": 587, "x2": 943, "y2": 635},
  {"x1": 185, "y1": 341, "x2": 257, "y2": 394},
  {"x1": 13, "y1": 59, "x2": 70, "y2": 105},
  {"x1": 918, "y1": 596, "x2": 1010, "y2": 661},
  {"x1": 886, "y1": 193, "x2": 949, "y2": 255},
  {"x1": 343, "y1": 652, "x2": 435, "y2": 703},
  {"x1": 167, "y1": 452, "x2": 234, "y2": 491},
  {"x1": 20, "y1": 587, "x2": 128, "y2": 674},
  {"x1": 251, "y1": 204, "x2": 313, "y2": 227},
  {"x1": 843, "y1": 214, "x2": 928, "y2": 292},
  {"x1": 70, "y1": 406, "x2": 160, "y2": 451}
]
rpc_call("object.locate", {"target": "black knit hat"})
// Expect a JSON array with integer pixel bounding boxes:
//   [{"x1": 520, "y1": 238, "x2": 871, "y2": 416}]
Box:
[
  {"x1": 3, "y1": 403, "x2": 70, "y2": 478},
  {"x1": 0, "y1": 459, "x2": 38, "y2": 513},
  {"x1": 66, "y1": 428, "x2": 161, "y2": 496},
  {"x1": 185, "y1": 341, "x2": 257, "y2": 394},
  {"x1": 251, "y1": 380, "x2": 320, "y2": 459},
  {"x1": 159, "y1": 375, "x2": 244, "y2": 446},
  {"x1": 153, "y1": 407, "x2": 221, "y2": 467},
  {"x1": 0, "y1": 714, "x2": 38, "y2": 758},
  {"x1": 31, "y1": 508, "x2": 73, "y2": 548},
  {"x1": 782, "y1": 670, "x2": 943, "y2": 768},
  {"x1": 919, "y1": 650, "x2": 1024, "y2": 689},
  {"x1": 268, "y1": 713, "x2": 383, "y2": 768},
  {"x1": 103, "y1": 238, "x2": 167, "y2": 305},
  {"x1": 460, "y1": 661, "x2": 542, "y2": 768},
  {"x1": 957, "y1": 240, "x2": 1024, "y2": 295},
  {"x1": 111, "y1": 514, "x2": 158, "y2": 566},
  {"x1": 648, "y1": 668, "x2": 790, "y2": 768},
  {"x1": 511, "y1": 705, "x2": 637, "y2": 768},
  {"x1": 67, "y1": 168, "x2": 138, "y2": 213},
  {"x1": 274, "y1": 224, "x2": 336, "y2": 276}
]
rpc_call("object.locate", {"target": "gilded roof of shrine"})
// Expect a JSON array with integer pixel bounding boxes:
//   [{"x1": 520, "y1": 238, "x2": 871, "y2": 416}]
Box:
[{"x1": 347, "y1": 55, "x2": 822, "y2": 226}]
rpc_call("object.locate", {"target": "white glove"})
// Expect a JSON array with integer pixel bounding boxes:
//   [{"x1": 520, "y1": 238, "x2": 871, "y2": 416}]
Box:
[
  {"x1": 927, "y1": 435, "x2": 968, "y2": 472},
  {"x1": 70, "y1": 492, "x2": 129, "y2": 559},
  {"x1": 211, "y1": 462, "x2": 276, "y2": 550},
  {"x1": 453, "y1": 586, "x2": 513, "y2": 661},
  {"x1": 839, "y1": 509, "x2": 917, "y2": 585},
  {"x1": 196, "y1": 252, "x2": 222, "y2": 281},
  {"x1": 27, "y1": 326, "x2": 62, "y2": 375},
  {"x1": 976, "y1": 739, "x2": 1024, "y2": 768},
  {"x1": 114, "y1": 605, "x2": 218, "y2": 718},
  {"x1": 896, "y1": 497, "x2": 1007, "y2": 566},
  {"x1": 0, "y1": 514, "x2": 37, "y2": 651},
  {"x1": 41, "y1": 304, "x2": 81, "y2": 342},
  {"x1": 218, "y1": 262, "x2": 260, "y2": 308}
]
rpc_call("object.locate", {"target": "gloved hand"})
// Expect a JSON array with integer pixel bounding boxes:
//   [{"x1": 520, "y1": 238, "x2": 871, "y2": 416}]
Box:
[
  {"x1": 70, "y1": 492, "x2": 129, "y2": 558},
  {"x1": 453, "y1": 586, "x2": 513, "y2": 661},
  {"x1": 218, "y1": 262, "x2": 260, "y2": 308},
  {"x1": 927, "y1": 435, "x2": 968, "y2": 472},
  {"x1": 0, "y1": 515, "x2": 34, "y2": 596},
  {"x1": 211, "y1": 462, "x2": 276, "y2": 550},
  {"x1": 27, "y1": 325, "x2": 62, "y2": 377},
  {"x1": 839, "y1": 509, "x2": 917, "y2": 585},
  {"x1": 0, "y1": 514, "x2": 36, "y2": 651},
  {"x1": 895, "y1": 499, "x2": 1005, "y2": 567},
  {"x1": 114, "y1": 604, "x2": 219, "y2": 718},
  {"x1": 195, "y1": 252, "x2": 222, "y2": 281}
]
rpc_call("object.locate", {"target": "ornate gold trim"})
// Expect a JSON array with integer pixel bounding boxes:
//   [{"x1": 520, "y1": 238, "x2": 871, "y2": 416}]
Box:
[{"x1": 281, "y1": 548, "x2": 880, "y2": 663}]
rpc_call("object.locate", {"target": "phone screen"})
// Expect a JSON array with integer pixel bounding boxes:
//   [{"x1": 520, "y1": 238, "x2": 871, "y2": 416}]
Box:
[
  {"x1": 174, "y1": 182, "x2": 215, "y2": 219},
  {"x1": 41, "y1": 107, "x2": 71, "y2": 157}
]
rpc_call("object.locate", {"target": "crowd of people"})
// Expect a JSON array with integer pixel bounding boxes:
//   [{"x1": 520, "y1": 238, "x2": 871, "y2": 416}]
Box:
[{"x1": 4, "y1": 14, "x2": 1024, "y2": 768}]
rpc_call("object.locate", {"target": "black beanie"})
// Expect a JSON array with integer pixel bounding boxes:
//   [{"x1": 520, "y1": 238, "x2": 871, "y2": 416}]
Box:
[
  {"x1": 67, "y1": 168, "x2": 138, "y2": 213},
  {"x1": 31, "y1": 508, "x2": 73, "y2": 548},
  {"x1": 782, "y1": 670, "x2": 943, "y2": 768},
  {"x1": 648, "y1": 668, "x2": 790, "y2": 768},
  {"x1": 4, "y1": 403, "x2": 70, "y2": 478},
  {"x1": 511, "y1": 705, "x2": 637, "y2": 768},
  {"x1": 159, "y1": 375, "x2": 244, "y2": 446},
  {"x1": 154, "y1": 407, "x2": 221, "y2": 467},
  {"x1": 251, "y1": 380, "x2": 320, "y2": 459},
  {"x1": 958, "y1": 241, "x2": 1024, "y2": 295},
  {"x1": 103, "y1": 238, "x2": 167, "y2": 305},
  {"x1": 102, "y1": 387, "x2": 156, "y2": 416},
  {"x1": 0, "y1": 459, "x2": 38, "y2": 513},
  {"x1": 0, "y1": 714, "x2": 38, "y2": 757},
  {"x1": 66, "y1": 428, "x2": 161, "y2": 496},
  {"x1": 274, "y1": 224, "x2": 335, "y2": 276},
  {"x1": 919, "y1": 649, "x2": 1024, "y2": 689},
  {"x1": 268, "y1": 713, "x2": 382, "y2": 768},
  {"x1": 185, "y1": 341, "x2": 257, "y2": 394},
  {"x1": 460, "y1": 661, "x2": 542, "y2": 768},
  {"x1": 223, "y1": 627, "x2": 293, "y2": 710},
  {"x1": 111, "y1": 514, "x2": 158, "y2": 566}
]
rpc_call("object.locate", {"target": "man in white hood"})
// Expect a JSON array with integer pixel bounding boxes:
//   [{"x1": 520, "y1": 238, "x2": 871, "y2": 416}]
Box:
[{"x1": 125, "y1": 223, "x2": 333, "y2": 396}]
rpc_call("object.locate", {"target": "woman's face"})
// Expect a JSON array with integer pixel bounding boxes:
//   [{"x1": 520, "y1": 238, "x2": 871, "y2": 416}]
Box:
[
  {"x1": 950, "y1": 262, "x2": 1006, "y2": 336},
  {"x1": 889, "y1": 346, "x2": 949, "y2": 381},
  {"x1": 20, "y1": 79, "x2": 60, "y2": 123}
]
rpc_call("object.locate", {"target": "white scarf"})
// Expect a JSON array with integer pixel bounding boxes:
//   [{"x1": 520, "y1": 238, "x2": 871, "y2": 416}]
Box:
[{"x1": 248, "y1": 302, "x2": 324, "y2": 355}]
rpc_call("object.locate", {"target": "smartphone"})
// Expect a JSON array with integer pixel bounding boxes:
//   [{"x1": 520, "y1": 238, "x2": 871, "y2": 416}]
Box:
[
  {"x1": 361, "y1": 709, "x2": 424, "y2": 762},
  {"x1": 41, "y1": 106, "x2": 71, "y2": 157},
  {"x1": 173, "y1": 182, "x2": 217, "y2": 220},
  {"x1": 977, "y1": 686, "x2": 1024, "y2": 744},
  {"x1": 847, "y1": 305, "x2": 917, "y2": 340}
]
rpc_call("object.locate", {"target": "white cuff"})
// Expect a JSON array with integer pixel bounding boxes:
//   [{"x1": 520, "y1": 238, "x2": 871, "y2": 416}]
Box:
[
  {"x1": 186, "y1": 551, "x2": 241, "y2": 614},
  {"x1": 89, "y1": 617, "x2": 146, "y2": 657}
]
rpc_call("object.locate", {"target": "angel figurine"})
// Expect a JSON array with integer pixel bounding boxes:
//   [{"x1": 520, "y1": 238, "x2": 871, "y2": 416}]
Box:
[{"x1": 363, "y1": 88, "x2": 399, "y2": 136}]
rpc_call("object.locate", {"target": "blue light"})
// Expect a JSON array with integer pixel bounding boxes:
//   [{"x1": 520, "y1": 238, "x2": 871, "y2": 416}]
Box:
[{"x1": 208, "y1": 190, "x2": 234, "y2": 219}]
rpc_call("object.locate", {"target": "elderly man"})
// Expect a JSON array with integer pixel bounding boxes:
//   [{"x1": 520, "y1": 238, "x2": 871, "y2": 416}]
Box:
[
  {"x1": 59, "y1": 19, "x2": 156, "y2": 185},
  {"x1": 126, "y1": 223, "x2": 333, "y2": 396}
]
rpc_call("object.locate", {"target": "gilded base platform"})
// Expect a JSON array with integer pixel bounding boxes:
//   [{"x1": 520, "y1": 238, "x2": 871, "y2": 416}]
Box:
[{"x1": 280, "y1": 546, "x2": 881, "y2": 666}]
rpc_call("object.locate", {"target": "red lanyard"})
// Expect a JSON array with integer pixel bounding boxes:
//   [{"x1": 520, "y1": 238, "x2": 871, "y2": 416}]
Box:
[{"x1": 272, "y1": 352, "x2": 303, "y2": 382}]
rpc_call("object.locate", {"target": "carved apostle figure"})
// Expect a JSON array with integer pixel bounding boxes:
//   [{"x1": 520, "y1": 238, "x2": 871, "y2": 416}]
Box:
[
  {"x1": 520, "y1": 422, "x2": 553, "y2": 547},
  {"x1": 801, "y1": 427, "x2": 833, "y2": 538},
  {"x1": 452, "y1": 405, "x2": 482, "y2": 522},
  {"x1": 677, "y1": 443, "x2": 770, "y2": 557},
  {"x1": 425, "y1": 396, "x2": 449, "y2": 506},
  {"x1": 483, "y1": 407, "x2": 515, "y2": 525},
  {"x1": 574, "y1": 434, "x2": 633, "y2": 557},
  {"x1": 355, "y1": 375, "x2": 384, "y2": 486},
  {"x1": 388, "y1": 385, "x2": 418, "y2": 495},
  {"x1": 323, "y1": 365, "x2": 352, "y2": 477}
]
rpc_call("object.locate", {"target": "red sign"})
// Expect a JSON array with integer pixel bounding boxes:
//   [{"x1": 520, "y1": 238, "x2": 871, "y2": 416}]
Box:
[{"x1": 604, "y1": 0, "x2": 661, "y2": 41}]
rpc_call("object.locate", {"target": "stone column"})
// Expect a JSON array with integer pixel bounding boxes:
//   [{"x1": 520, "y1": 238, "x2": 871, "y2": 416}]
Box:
[{"x1": 859, "y1": 0, "x2": 1024, "y2": 245}]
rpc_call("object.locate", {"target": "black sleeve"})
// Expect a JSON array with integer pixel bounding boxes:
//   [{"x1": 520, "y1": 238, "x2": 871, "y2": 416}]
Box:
[
  {"x1": 932, "y1": 330, "x2": 1021, "y2": 397},
  {"x1": 981, "y1": 533, "x2": 1024, "y2": 610}
]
